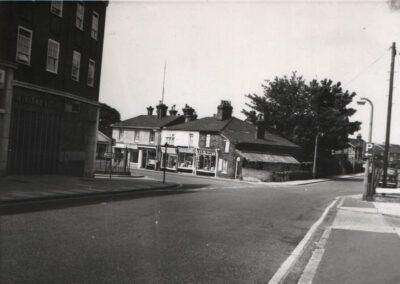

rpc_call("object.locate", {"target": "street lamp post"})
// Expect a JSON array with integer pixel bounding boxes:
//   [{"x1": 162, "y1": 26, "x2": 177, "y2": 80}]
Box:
[
  {"x1": 357, "y1": 97, "x2": 374, "y2": 200},
  {"x1": 312, "y1": 132, "x2": 322, "y2": 179}
]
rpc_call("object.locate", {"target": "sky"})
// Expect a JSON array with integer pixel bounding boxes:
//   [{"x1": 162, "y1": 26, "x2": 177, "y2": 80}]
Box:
[{"x1": 99, "y1": 0, "x2": 400, "y2": 145}]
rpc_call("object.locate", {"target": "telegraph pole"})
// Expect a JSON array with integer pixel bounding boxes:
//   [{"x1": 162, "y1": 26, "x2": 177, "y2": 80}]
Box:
[{"x1": 382, "y1": 42, "x2": 396, "y2": 187}]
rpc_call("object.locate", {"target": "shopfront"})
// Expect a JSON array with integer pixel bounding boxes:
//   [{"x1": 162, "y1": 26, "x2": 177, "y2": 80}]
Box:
[
  {"x1": 177, "y1": 148, "x2": 195, "y2": 172},
  {"x1": 161, "y1": 146, "x2": 178, "y2": 171},
  {"x1": 139, "y1": 147, "x2": 157, "y2": 169},
  {"x1": 196, "y1": 148, "x2": 217, "y2": 176}
]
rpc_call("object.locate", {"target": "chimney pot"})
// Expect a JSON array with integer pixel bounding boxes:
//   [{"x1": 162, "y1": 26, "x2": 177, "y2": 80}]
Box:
[
  {"x1": 156, "y1": 103, "x2": 168, "y2": 119},
  {"x1": 216, "y1": 100, "x2": 233, "y2": 121},
  {"x1": 182, "y1": 104, "x2": 196, "y2": 122},
  {"x1": 147, "y1": 106, "x2": 154, "y2": 116},
  {"x1": 255, "y1": 113, "x2": 265, "y2": 140}
]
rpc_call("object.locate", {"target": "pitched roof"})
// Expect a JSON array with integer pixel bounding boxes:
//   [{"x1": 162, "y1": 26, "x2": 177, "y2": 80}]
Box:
[
  {"x1": 222, "y1": 118, "x2": 300, "y2": 148},
  {"x1": 97, "y1": 130, "x2": 111, "y2": 143},
  {"x1": 348, "y1": 138, "x2": 364, "y2": 148},
  {"x1": 112, "y1": 115, "x2": 184, "y2": 129},
  {"x1": 166, "y1": 116, "x2": 300, "y2": 148},
  {"x1": 166, "y1": 116, "x2": 233, "y2": 132}
]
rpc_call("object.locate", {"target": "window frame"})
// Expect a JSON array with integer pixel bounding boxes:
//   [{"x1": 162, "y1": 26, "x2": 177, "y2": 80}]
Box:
[
  {"x1": 87, "y1": 59, "x2": 95, "y2": 87},
  {"x1": 149, "y1": 130, "x2": 155, "y2": 143},
  {"x1": 206, "y1": 134, "x2": 211, "y2": 148},
  {"x1": 50, "y1": 1, "x2": 63, "y2": 17},
  {"x1": 134, "y1": 131, "x2": 140, "y2": 142},
  {"x1": 71, "y1": 50, "x2": 81, "y2": 81},
  {"x1": 16, "y1": 26, "x2": 32, "y2": 65},
  {"x1": 222, "y1": 159, "x2": 228, "y2": 174},
  {"x1": 224, "y1": 140, "x2": 230, "y2": 153},
  {"x1": 188, "y1": 133, "x2": 194, "y2": 146},
  {"x1": 91, "y1": 11, "x2": 99, "y2": 40},
  {"x1": 75, "y1": 2, "x2": 85, "y2": 30},
  {"x1": 46, "y1": 39, "x2": 60, "y2": 74}
]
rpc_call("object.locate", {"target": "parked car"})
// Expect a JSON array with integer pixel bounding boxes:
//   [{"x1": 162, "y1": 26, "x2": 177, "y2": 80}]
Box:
[{"x1": 378, "y1": 168, "x2": 398, "y2": 188}]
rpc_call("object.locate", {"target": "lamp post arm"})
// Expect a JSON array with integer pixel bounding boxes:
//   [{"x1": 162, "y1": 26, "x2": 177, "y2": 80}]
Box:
[{"x1": 360, "y1": 97, "x2": 374, "y2": 143}]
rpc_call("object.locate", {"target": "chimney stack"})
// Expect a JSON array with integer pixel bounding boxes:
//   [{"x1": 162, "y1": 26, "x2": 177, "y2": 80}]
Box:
[
  {"x1": 156, "y1": 101, "x2": 168, "y2": 119},
  {"x1": 169, "y1": 104, "x2": 178, "y2": 116},
  {"x1": 147, "y1": 106, "x2": 154, "y2": 116},
  {"x1": 216, "y1": 100, "x2": 233, "y2": 121},
  {"x1": 245, "y1": 110, "x2": 257, "y2": 124},
  {"x1": 255, "y1": 113, "x2": 265, "y2": 140},
  {"x1": 357, "y1": 133, "x2": 362, "y2": 140},
  {"x1": 182, "y1": 104, "x2": 195, "y2": 123}
]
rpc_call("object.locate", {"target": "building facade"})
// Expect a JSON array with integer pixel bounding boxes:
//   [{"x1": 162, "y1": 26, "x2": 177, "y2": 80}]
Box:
[
  {"x1": 162, "y1": 101, "x2": 302, "y2": 181},
  {"x1": 111, "y1": 104, "x2": 185, "y2": 170},
  {"x1": 0, "y1": 1, "x2": 108, "y2": 176}
]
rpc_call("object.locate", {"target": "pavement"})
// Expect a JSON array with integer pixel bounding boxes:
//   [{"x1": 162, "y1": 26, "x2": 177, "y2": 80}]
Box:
[
  {"x1": 0, "y1": 174, "x2": 178, "y2": 204},
  {"x1": 294, "y1": 194, "x2": 400, "y2": 284}
]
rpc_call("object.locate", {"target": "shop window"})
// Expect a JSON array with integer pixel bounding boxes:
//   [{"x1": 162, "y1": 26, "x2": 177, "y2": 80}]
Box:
[
  {"x1": 206, "y1": 134, "x2": 210, "y2": 147},
  {"x1": 50, "y1": 1, "x2": 63, "y2": 17},
  {"x1": 197, "y1": 154, "x2": 216, "y2": 172},
  {"x1": 179, "y1": 153, "x2": 194, "y2": 169},
  {"x1": 46, "y1": 39, "x2": 60, "y2": 74},
  {"x1": 130, "y1": 150, "x2": 139, "y2": 163},
  {"x1": 76, "y1": 3, "x2": 84, "y2": 30},
  {"x1": 71, "y1": 51, "x2": 81, "y2": 81},
  {"x1": 224, "y1": 140, "x2": 230, "y2": 153},
  {"x1": 16, "y1": 26, "x2": 32, "y2": 65}
]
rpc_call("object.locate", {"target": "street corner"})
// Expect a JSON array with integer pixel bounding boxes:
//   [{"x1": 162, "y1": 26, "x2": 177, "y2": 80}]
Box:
[{"x1": 295, "y1": 195, "x2": 400, "y2": 284}]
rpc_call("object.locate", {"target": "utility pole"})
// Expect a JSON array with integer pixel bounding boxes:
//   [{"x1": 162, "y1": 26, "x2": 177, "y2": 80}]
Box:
[{"x1": 382, "y1": 42, "x2": 396, "y2": 187}]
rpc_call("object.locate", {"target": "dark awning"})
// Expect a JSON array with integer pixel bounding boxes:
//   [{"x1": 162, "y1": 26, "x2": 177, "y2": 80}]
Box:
[{"x1": 238, "y1": 151, "x2": 300, "y2": 164}]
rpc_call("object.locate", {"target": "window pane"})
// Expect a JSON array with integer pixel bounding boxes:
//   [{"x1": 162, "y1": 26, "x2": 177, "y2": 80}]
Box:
[{"x1": 16, "y1": 27, "x2": 32, "y2": 64}]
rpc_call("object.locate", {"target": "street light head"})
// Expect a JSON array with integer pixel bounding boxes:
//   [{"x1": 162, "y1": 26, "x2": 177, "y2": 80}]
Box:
[{"x1": 357, "y1": 100, "x2": 366, "y2": 105}]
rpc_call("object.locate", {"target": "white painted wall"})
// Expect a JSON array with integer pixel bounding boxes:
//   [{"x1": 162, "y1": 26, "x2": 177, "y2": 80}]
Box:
[
  {"x1": 161, "y1": 130, "x2": 199, "y2": 147},
  {"x1": 112, "y1": 128, "x2": 158, "y2": 145}
]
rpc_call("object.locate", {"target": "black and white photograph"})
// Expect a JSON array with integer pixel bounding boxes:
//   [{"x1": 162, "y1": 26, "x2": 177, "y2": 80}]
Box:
[{"x1": 1, "y1": 0, "x2": 400, "y2": 283}]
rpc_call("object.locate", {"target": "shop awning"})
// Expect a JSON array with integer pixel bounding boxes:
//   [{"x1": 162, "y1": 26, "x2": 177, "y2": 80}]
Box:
[
  {"x1": 238, "y1": 151, "x2": 300, "y2": 164},
  {"x1": 179, "y1": 147, "x2": 195, "y2": 154},
  {"x1": 160, "y1": 147, "x2": 177, "y2": 155}
]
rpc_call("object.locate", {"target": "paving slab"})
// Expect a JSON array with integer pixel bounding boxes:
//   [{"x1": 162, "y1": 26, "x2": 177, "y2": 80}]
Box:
[
  {"x1": 332, "y1": 209, "x2": 394, "y2": 233},
  {"x1": 313, "y1": 229, "x2": 400, "y2": 284}
]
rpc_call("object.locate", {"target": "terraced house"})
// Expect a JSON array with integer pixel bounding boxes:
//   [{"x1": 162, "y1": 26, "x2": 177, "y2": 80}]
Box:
[
  {"x1": 161, "y1": 100, "x2": 302, "y2": 181},
  {"x1": 0, "y1": 1, "x2": 108, "y2": 176},
  {"x1": 111, "y1": 103, "x2": 184, "y2": 170}
]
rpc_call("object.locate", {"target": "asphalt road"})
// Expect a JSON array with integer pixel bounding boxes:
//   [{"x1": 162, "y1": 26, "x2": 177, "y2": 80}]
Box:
[{"x1": 0, "y1": 172, "x2": 363, "y2": 284}]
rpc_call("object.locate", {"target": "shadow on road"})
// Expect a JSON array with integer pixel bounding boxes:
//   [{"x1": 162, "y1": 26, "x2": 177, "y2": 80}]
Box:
[
  {"x1": 0, "y1": 184, "x2": 209, "y2": 216},
  {"x1": 329, "y1": 175, "x2": 364, "y2": 182}
]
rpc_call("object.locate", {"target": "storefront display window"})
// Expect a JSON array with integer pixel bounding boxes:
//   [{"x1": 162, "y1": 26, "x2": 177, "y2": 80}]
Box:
[
  {"x1": 178, "y1": 153, "x2": 194, "y2": 169},
  {"x1": 197, "y1": 152, "x2": 216, "y2": 172}
]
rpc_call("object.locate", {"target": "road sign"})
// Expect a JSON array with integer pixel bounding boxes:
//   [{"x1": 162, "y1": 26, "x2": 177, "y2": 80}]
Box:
[{"x1": 364, "y1": 142, "x2": 374, "y2": 158}]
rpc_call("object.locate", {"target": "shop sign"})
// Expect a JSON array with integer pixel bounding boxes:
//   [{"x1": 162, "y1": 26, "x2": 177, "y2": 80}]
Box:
[{"x1": 197, "y1": 149, "x2": 216, "y2": 156}]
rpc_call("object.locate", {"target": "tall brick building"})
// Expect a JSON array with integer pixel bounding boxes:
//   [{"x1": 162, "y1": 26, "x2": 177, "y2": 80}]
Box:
[{"x1": 0, "y1": 1, "x2": 108, "y2": 176}]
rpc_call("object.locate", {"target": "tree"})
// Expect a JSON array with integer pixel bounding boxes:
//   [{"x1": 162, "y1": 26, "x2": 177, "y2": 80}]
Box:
[
  {"x1": 99, "y1": 103, "x2": 121, "y2": 138},
  {"x1": 243, "y1": 72, "x2": 361, "y2": 161}
]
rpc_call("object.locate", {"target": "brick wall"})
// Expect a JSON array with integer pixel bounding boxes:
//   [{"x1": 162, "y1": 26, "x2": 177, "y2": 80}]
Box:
[{"x1": 199, "y1": 132, "x2": 237, "y2": 178}]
